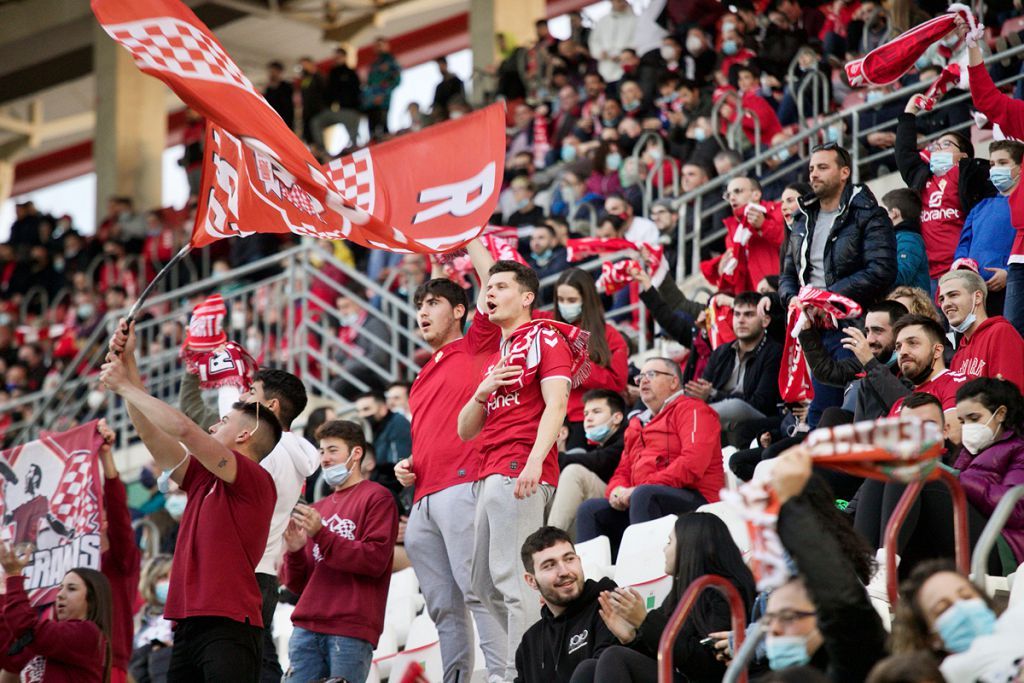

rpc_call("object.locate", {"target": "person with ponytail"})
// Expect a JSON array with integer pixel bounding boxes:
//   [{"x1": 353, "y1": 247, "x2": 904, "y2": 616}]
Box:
[
  {"x1": 0, "y1": 545, "x2": 113, "y2": 683},
  {"x1": 554, "y1": 267, "x2": 629, "y2": 450}
]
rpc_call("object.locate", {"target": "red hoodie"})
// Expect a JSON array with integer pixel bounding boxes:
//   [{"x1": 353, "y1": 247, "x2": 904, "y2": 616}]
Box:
[
  {"x1": 101, "y1": 477, "x2": 141, "y2": 673},
  {"x1": 282, "y1": 479, "x2": 398, "y2": 646},
  {"x1": 607, "y1": 392, "x2": 724, "y2": 503},
  {"x1": 0, "y1": 576, "x2": 107, "y2": 683},
  {"x1": 951, "y1": 316, "x2": 1024, "y2": 393}
]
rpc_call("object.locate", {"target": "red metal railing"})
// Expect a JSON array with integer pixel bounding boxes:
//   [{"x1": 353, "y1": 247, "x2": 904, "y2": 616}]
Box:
[{"x1": 658, "y1": 574, "x2": 748, "y2": 683}]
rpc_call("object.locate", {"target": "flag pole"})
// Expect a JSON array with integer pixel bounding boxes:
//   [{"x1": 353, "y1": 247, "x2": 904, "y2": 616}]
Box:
[{"x1": 126, "y1": 244, "x2": 193, "y2": 324}]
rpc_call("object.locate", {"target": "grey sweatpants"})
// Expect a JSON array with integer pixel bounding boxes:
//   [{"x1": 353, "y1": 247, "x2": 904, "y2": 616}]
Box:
[
  {"x1": 472, "y1": 474, "x2": 554, "y2": 681},
  {"x1": 405, "y1": 483, "x2": 507, "y2": 683}
]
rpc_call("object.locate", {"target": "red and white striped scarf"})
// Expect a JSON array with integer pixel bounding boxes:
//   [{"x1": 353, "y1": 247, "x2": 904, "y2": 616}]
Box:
[
  {"x1": 497, "y1": 320, "x2": 591, "y2": 395},
  {"x1": 181, "y1": 340, "x2": 259, "y2": 391}
]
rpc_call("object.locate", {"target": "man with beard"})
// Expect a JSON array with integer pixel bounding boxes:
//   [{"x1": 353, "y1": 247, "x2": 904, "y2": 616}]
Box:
[
  {"x1": 889, "y1": 314, "x2": 967, "y2": 444},
  {"x1": 799, "y1": 300, "x2": 910, "y2": 420},
  {"x1": 514, "y1": 527, "x2": 618, "y2": 683},
  {"x1": 779, "y1": 144, "x2": 897, "y2": 427}
]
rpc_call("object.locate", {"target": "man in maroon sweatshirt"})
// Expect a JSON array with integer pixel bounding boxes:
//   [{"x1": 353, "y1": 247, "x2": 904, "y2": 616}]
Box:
[
  {"x1": 939, "y1": 269, "x2": 1024, "y2": 393},
  {"x1": 98, "y1": 419, "x2": 141, "y2": 683},
  {"x1": 282, "y1": 419, "x2": 398, "y2": 683}
]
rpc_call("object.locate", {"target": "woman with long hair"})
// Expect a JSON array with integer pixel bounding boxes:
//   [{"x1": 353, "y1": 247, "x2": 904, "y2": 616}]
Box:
[
  {"x1": 586, "y1": 141, "x2": 624, "y2": 199},
  {"x1": 554, "y1": 268, "x2": 629, "y2": 449},
  {"x1": 130, "y1": 555, "x2": 174, "y2": 683},
  {"x1": 0, "y1": 544, "x2": 113, "y2": 683},
  {"x1": 587, "y1": 513, "x2": 756, "y2": 682}
]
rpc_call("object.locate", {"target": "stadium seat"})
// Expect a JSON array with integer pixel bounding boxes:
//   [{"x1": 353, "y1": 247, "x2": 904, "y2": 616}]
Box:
[
  {"x1": 384, "y1": 594, "x2": 418, "y2": 648},
  {"x1": 1007, "y1": 562, "x2": 1023, "y2": 608},
  {"x1": 273, "y1": 602, "x2": 295, "y2": 670},
  {"x1": 697, "y1": 501, "x2": 751, "y2": 556},
  {"x1": 629, "y1": 573, "x2": 674, "y2": 611},
  {"x1": 576, "y1": 535, "x2": 613, "y2": 581},
  {"x1": 722, "y1": 446, "x2": 740, "y2": 492},
  {"x1": 372, "y1": 621, "x2": 399, "y2": 680},
  {"x1": 1000, "y1": 15, "x2": 1024, "y2": 36},
  {"x1": 390, "y1": 567, "x2": 424, "y2": 611},
  {"x1": 406, "y1": 613, "x2": 440, "y2": 649},
  {"x1": 614, "y1": 514, "x2": 677, "y2": 586},
  {"x1": 390, "y1": 641, "x2": 444, "y2": 682},
  {"x1": 366, "y1": 663, "x2": 382, "y2": 683}
]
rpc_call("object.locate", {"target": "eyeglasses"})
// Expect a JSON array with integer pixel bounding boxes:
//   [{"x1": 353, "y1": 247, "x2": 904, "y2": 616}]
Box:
[
  {"x1": 927, "y1": 139, "x2": 960, "y2": 152},
  {"x1": 722, "y1": 188, "x2": 747, "y2": 200},
  {"x1": 633, "y1": 370, "x2": 675, "y2": 385},
  {"x1": 759, "y1": 609, "x2": 817, "y2": 627}
]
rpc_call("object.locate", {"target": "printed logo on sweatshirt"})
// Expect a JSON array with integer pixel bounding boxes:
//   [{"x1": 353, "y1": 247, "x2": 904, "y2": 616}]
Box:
[
  {"x1": 323, "y1": 514, "x2": 356, "y2": 540},
  {"x1": 956, "y1": 357, "x2": 986, "y2": 377},
  {"x1": 568, "y1": 629, "x2": 589, "y2": 654}
]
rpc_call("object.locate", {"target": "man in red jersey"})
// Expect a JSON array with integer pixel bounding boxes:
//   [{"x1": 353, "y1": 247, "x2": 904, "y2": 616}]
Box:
[
  {"x1": 101, "y1": 320, "x2": 280, "y2": 683},
  {"x1": 457, "y1": 260, "x2": 588, "y2": 681},
  {"x1": 394, "y1": 240, "x2": 508, "y2": 683},
  {"x1": 939, "y1": 269, "x2": 1024, "y2": 393},
  {"x1": 889, "y1": 314, "x2": 967, "y2": 444}
]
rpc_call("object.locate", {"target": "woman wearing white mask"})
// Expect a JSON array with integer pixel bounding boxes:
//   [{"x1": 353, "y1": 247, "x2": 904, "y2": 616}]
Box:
[
  {"x1": 130, "y1": 555, "x2": 175, "y2": 682},
  {"x1": 554, "y1": 268, "x2": 629, "y2": 450}
]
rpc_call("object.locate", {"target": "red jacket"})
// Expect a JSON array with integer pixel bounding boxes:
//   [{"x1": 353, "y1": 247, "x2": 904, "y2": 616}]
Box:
[
  {"x1": 567, "y1": 323, "x2": 629, "y2": 421},
  {"x1": 950, "y1": 316, "x2": 1024, "y2": 393},
  {"x1": 101, "y1": 476, "x2": 141, "y2": 672},
  {"x1": 607, "y1": 392, "x2": 724, "y2": 503},
  {"x1": 0, "y1": 576, "x2": 107, "y2": 683}
]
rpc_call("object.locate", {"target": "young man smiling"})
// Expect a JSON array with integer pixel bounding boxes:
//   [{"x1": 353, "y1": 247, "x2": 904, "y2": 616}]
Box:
[{"x1": 457, "y1": 260, "x2": 589, "y2": 681}]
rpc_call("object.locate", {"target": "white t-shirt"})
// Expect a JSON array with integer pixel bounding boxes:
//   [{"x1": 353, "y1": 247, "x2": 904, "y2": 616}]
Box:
[{"x1": 256, "y1": 431, "x2": 320, "y2": 575}]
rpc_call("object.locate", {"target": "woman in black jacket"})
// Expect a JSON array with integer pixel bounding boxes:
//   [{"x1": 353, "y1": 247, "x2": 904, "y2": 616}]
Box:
[{"x1": 585, "y1": 513, "x2": 756, "y2": 683}]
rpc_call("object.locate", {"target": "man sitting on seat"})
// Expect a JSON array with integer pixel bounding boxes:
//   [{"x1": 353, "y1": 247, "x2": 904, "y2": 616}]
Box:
[{"x1": 575, "y1": 357, "x2": 723, "y2": 556}]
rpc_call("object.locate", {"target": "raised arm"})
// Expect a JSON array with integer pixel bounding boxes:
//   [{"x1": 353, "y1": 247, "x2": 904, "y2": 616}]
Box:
[{"x1": 467, "y1": 238, "x2": 496, "y2": 312}]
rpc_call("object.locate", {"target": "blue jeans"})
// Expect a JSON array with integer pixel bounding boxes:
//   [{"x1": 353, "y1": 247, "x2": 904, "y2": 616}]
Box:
[
  {"x1": 286, "y1": 627, "x2": 373, "y2": 683},
  {"x1": 1005, "y1": 263, "x2": 1024, "y2": 338},
  {"x1": 807, "y1": 327, "x2": 853, "y2": 428}
]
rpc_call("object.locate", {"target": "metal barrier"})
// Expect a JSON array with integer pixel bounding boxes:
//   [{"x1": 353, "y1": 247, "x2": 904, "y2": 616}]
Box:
[
  {"x1": 657, "y1": 574, "x2": 749, "y2": 683},
  {"x1": 970, "y1": 484, "x2": 1024, "y2": 584},
  {"x1": 723, "y1": 621, "x2": 767, "y2": 683},
  {"x1": 882, "y1": 469, "x2": 971, "y2": 605},
  {"x1": 133, "y1": 518, "x2": 162, "y2": 559}
]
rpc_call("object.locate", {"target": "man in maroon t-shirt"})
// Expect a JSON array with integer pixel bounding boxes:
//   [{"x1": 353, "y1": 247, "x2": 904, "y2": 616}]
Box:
[
  {"x1": 457, "y1": 261, "x2": 574, "y2": 680},
  {"x1": 394, "y1": 240, "x2": 507, "y2": 682},
  {"x1": 939, "y1": 269, "x2": 1024, "y2": 393},
  {"x1": 889, "y1": 313, "x2": 967, "y2": 444},
  {"x1": 101, "y1": 319, "x2": 281, "y2": 683}
]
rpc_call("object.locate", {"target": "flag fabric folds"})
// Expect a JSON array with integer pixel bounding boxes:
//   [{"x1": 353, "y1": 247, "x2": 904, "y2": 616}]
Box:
[{"x1": 92, "y1": 0, "x2": 505, "y2": 254}]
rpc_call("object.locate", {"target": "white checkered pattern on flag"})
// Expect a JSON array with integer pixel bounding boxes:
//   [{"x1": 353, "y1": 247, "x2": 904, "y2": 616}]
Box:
[
  {"x1": 48, "y1": 452, "x2": 100, "y2": 535},
  {"x1": 104, "y1": 17, "x2": 261, "y2": 97},
  {"x1": 326, "y1": 148, "x2": 376, "y2": 216}
]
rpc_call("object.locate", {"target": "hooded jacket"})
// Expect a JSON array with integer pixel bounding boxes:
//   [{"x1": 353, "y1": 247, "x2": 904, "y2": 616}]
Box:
[
  {"x1": 779, "y1": 182, "x2": 897, "y2": 309},
  {"x1": 514, "y1": 577, "x2": 620, "y2": 683},
  {"x1": 894, "y1": 220, "x2": 931, "y2": 293},
  {"x1": 559, "y1": 423, "x2": 626, "y2": 482},
  {"x1": 953, "y1": 429, "x2": 1024, "y2": 564}
]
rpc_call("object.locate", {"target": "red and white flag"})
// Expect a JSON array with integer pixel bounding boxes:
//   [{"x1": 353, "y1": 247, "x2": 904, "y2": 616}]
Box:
[
  {"x1": 0, "y1": 421, "x2": 106, "y2": 606},
  {"x1": 92, "y1": 0, "x2": 505, "y2": 254}
]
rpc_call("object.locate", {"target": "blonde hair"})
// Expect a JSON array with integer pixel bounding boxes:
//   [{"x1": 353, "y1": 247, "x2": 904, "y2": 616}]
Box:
[
  {"x1": 938, "y1": 269, "x2": 988, "y2": 302},
  {"x1": 139, "y1": 554, "x2": 173, "y2": 608},
  {"x1": 886, "y1": 286, "x2": 941, "y2": 323}
]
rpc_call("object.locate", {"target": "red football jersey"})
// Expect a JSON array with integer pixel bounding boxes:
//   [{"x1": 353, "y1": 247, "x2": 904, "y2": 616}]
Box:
[{"x1": 889, "y1": 369, "x2": 967, "y2": 415}]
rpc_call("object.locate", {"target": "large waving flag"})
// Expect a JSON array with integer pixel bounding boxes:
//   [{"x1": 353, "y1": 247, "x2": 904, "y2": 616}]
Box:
[{"x1": 92, "y1": 0, "x2": 505, "y2": 254}]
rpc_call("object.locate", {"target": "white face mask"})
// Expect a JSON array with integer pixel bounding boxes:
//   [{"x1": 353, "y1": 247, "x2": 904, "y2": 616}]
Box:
[{"x1": 961, "y1": 412, "x2": 1000, "y2": 455}]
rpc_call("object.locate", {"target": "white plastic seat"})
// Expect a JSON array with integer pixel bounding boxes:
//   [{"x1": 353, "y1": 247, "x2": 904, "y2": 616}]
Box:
[
  {"x1": 372, "y1": 621, "x2": 399, "y2": 679},
  {"x1": 390, "y1": 566, "x2": 424, "y2": 611},
  {"x1": 697, "y1": 501, "x2": 751, "y2": 556},
  {"x1": 629, "y1": 573, "x2": 674, "y2": 612},
  {"x1": 722, "y1": 446, "x2": 740, "y2": 492},
  {"x1": 384, "y1": 594, "x2": 418, "y2": 648},
  {"x1": 273, "y1": 602, "x2": 295, "y2": 671},
  {"x1": 1008, "y1": 562, "x2": 1024, "y2": 608},
  {"x1": 390, "y1": 640, "x2": 443, "y2": 682},
  {"x1": 576, "y1": 535, "x2": 613, "y2": 581},
  {"x1": 406, "y1": 613, "x2": 440, "y2": 649},
  {"x1": 614, "y1": 514, "x2": 677, "y2": 585}
]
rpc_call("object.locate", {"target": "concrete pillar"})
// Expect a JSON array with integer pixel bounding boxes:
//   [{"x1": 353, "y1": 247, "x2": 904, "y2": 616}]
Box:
[
  {"x1": 469, "y1": 0, "x2": 546, "y2": 97},
  {"x1": 93, "y1": 23, "x2": 166, "y2": 221}
]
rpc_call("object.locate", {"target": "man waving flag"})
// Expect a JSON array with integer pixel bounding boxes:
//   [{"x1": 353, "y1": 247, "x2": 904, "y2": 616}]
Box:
[{"x1": 92, "y1": 0, "x2": 505, "y2": 255}]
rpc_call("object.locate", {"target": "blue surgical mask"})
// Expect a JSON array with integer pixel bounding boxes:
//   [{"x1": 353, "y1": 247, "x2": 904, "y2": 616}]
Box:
[
  {"x1": 606, "y1": 153, "x2": 623, "y2": 171},
  {"x1": 561, "y1": 145, "x2": 577, "y2": 163},
  {"x1": 154, "y1": 581, "x2": 170, "y2": 605},
  {"x1": 339, "y1": 312, "x2": 360, "y2": 328},
  {"x1": 164, "y1": 495, "x2": 187, "y2": 520},
  {"x1": 950, "y1": 297, "x2": 979, "y2": 334},
  {"x1": 930, "y1": 151, "x2": 955, "y2": 176},
  {"x1": 585, "y1": 421, "x2": 614, "y2": 443},
  {"x1": 623, "y1": 99, "x2": 640, "y2": 112},
  {"x1": 827, "y1": 125, "x2": 842, "y2": 143},
  {"x1": 535, "y1": 248, "x2": 554, "y2": 263},
  {"x1": 990, "y1": 166, "x2": 1017, "y2": 193},
  {"x1": 558, "y1": 302, "x2": 583, "y2": 322},
  {"x1": 765, "y1": 634, "x2": 812, "y2": 669},
  {"x1": 886, "y1": 350, "x2": 898, "y2": 367},
  {"x1": 935, "y1": 598, "x2": 996, "y2": 653},
  {"x1": 722, "y1": 39, "x2": 739, "y2": 56},
  {"x1": 866, "y1": 90, "x2": 883, "y2": 104},
  {"x1": 516, "y1": 198, "x2": 530, "y2": 211},
  {"x1": 323, "y1": 452, "x2": 357, "y2": 488},
  {"x1": 775, "y1": 148, "x2": 791, "y2": 163},
  {"x1": 693, "y1": 128, "x2": 707, "y2": 142},
  {"x1": 916, "y1": 55, "x2": 933, "y2": 70}
]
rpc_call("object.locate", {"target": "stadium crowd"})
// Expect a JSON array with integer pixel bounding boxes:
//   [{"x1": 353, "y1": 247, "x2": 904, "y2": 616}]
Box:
[{"x1": 3, "y1": 0, "x2": 1024, "y2": 682}]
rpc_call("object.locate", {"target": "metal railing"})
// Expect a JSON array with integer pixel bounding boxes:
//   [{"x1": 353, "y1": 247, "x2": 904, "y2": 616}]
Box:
[
  {"x1": 672, "y1": 41, "x2": 1024, "y2": 282},
  {"x1": 970, "y1": 484, "x2": 1024, "y2": 584},
  {"x1": 2, "y1": 242, "x2": 426, "y2": 448}
]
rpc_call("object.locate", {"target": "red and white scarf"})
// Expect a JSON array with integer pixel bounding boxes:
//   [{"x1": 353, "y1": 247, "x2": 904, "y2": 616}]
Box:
[
  {"x1": 566, "y1": 238, "x2": 667, "y2": 292},
  {"x1": 779, "y1": 287, "x2": 863, "y2": 403},
  {"x1": 181, "y1": 340, "x2": 259, "y2": 391},
  {"x1": 497, "y1": 320, "x2": 591, "y2": 395},
  {"x1": 910, "y1": 64, "x2": 963, "y2": 112}
]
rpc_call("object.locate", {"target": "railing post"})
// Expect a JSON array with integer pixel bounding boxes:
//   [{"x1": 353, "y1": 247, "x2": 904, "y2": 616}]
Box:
[{"x1": 970, "y1": 484, "x2": 1024, "y2": 583}]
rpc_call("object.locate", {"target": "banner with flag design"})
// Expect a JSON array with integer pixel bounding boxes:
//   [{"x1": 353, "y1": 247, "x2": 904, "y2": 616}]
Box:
[{"x1": 0, "y1": 421, "x2": 106, "y2": 606}]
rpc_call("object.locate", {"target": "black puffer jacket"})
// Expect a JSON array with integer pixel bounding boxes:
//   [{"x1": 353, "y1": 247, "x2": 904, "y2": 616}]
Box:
[{"x1": 779, "y1": 182, "x2": 897, "y2": 308}]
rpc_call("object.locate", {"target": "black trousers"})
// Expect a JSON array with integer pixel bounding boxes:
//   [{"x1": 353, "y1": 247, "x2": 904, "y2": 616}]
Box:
[
  {"x1": 572, "y1": 646, "x2": 685, "y2": 683},
  {"x1": 256, "y1": 572, "x2": 283, "y2": 683},
  {"x1": 167, "y1": 617, "x2": 262, "y2": 683}
]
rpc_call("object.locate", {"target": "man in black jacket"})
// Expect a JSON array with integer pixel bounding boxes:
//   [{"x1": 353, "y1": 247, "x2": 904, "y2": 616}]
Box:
[
  {"x1": 779, "y1": 143, "x2": 897, "y2": 427},
  {"x1": 515, "y1": 527, "x2": 618, "y2": 683},
  {"x1": 799, "y1": 299, "x2": 910, "y2": 421},
  {"x1": 684, "y1": 292, "x2": 783, "y2": 446},
  {"x1": 311, "y1": 47, "x2": 363, "y2": 152},
  {"x1": 897, "y1": 100, "x2": 995, "y2": 292},
  {"x1": 549, "y1": 390, "x2": 627, "y2": 536}
]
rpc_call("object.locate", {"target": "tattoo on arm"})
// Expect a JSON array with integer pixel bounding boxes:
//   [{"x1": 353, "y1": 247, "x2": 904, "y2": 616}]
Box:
[{"x1": 217, "y1": 458, "x2": 228, "y2": 468}]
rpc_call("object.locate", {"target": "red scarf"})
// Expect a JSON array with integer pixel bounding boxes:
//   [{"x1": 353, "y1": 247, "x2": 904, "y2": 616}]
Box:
[
  {"x1": 779, "y1": 287, "x2": 863, "y2": 403},
  {"x1": 911, "y1": 64, "x2": 962, "y2": 112},
  {"x1": 567, "y1": 238, "x2": 667, "y2": 290},
  {"x1": 498, "y1": 320, "x2": 591, "y2": 395},
  {"x1": 181, "y1": 340, "x2": 258, "y2": 391}
]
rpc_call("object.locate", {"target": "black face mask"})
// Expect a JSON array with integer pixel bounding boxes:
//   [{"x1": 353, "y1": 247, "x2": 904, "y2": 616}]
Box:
[{"x1": 907, "y1": 357, "x2": 935, "y2": 386}]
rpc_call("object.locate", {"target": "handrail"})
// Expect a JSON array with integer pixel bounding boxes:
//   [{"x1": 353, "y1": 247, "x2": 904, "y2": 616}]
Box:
[
  {"x1": 658, "y1": 574, "x2": 748, "y2": 683},
  {"x1": 970, "y1": 484, "x2": 1024, "y2": 584},
  {"x1": 723, "y1": 621, "x2": 767, "y2": 683},
  {"x1": 132, "y1": 518, "x2": 161, "y2": 559},
  {"x1": 883, "y1": 469, "x2": 970, "y2": 606}
]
